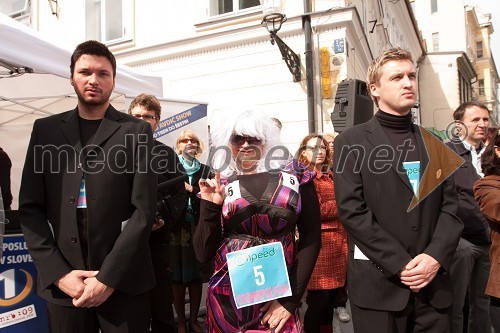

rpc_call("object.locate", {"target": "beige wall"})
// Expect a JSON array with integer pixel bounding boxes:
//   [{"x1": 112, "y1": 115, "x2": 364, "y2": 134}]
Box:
[{"x1": 419, "y1": 54, "x2": 461, "y2": 130}]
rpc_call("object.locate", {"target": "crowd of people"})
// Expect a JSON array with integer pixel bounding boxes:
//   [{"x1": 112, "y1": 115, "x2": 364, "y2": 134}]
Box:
[{"x1": 13, "y1": 39, "x2": 499, "y2": 333}]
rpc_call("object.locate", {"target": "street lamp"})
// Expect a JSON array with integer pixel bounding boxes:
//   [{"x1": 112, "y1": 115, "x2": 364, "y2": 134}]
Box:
[{"x1": 260, "y1": 0, "x2": 301, "y2": 82}]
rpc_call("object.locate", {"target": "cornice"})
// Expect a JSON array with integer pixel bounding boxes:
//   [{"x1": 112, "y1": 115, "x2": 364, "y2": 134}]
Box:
[{"x1": 117, "y1": 7, "x2": 365, "y2": 68}]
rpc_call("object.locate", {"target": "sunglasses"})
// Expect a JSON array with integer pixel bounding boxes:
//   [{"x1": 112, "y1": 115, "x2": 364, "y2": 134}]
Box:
[
  {"x1": 229, "y1": 135, "x2": 263, "y2": 146},
  {"x1": 179, "y1": 138, "x2": 198, "y2": 144},
  {"x1": 132, "y1": 114, "x2": 157, "y2": 121}
]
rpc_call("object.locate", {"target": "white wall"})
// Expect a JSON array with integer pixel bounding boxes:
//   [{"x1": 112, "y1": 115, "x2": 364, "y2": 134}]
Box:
[
  {"x1": 27, "y1": 0, "x2": 421, "y2": 150},
  {"x1": 419, "y1": 54, "x2": 461, "y2": 130},
  {"x1": 413, "y1": 0, "x2": 467, "y2": 53}
]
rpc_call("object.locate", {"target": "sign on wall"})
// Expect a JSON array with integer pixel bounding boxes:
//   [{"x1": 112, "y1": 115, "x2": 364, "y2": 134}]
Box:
[{"x1": 333, "y1": 38, "x2": 345, "y2": 54}]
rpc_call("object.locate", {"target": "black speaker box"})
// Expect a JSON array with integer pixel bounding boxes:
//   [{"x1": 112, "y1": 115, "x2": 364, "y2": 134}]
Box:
[{"x1": 330, "y1": 79, "x2": 374, "y2": 132}]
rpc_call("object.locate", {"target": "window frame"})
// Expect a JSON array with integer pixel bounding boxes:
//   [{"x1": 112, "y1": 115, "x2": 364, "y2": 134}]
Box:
[
  {"x1": 0, "y1": 0, "x2": 29, "y2": 17},
  {"x1": 476, "y1": 41, "x2": 483, "y2": 59},
  {"x1": 208, "y1": 0, "x2": 261, "y2": 18},
  {"x1": 459, "y1": 73, "x2": 470, "y2": 103},
  {"x1": 432, "y1": 32, "x2": 439, "y2": 52},
  {"x1": 478, "y1": 79, "x2": 485, "y2": 96},
  {"x1": 431, "y1": 0, "x2": 437, "y2": 14},
  {"x1": 85, "y1": 0, "x2": 134, "y2": 46}
]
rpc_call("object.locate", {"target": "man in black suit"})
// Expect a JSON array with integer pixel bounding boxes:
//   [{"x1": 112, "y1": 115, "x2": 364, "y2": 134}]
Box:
[
  {"x1": 128, "y1": 93, "x2": 187, "y2": 333},
  {"x1": 333, "y1": 48, "x2": 463, "y2": 332},
  {"x1": 447, "y1": 101, "x2": 491, "y2": 333},
  {"x1": 19, "y1": 41, "x2": 157, "y2": 333}
]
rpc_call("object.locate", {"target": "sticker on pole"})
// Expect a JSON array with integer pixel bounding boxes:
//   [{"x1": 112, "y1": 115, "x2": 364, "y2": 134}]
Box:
[{"x1": 226, "y1": 242, "x2": 291, "y2": 309}]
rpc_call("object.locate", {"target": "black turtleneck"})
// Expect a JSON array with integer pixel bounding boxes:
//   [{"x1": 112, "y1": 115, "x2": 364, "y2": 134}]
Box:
[{"x1": 375, "y1": 109, "x2": 420, "y2": 164}]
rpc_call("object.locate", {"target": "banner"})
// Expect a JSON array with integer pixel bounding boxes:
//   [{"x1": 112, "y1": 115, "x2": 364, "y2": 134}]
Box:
[
  {"x1": 124, "y1": 96, "x2": 209, "y2": 164},
  {"x1": 0, "y1": 234, "x2": 49, "y2": 332}
]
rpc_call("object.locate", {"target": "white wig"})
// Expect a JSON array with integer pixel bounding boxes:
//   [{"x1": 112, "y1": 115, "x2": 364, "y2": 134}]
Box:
[{"x1": 209, "y1": 108, "x2": 287, "y2": 178}]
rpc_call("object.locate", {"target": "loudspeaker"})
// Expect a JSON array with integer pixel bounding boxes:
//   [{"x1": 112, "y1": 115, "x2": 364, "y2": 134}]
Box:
[{"x1": 330, "y1": 79, "x2": 374, "y2": 132}]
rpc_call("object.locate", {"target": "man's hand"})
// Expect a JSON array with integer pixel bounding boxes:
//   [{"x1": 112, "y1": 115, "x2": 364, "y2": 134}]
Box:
[
  {"x1": 400, "y1": 253, "x2": 441, "y2": 292},
  {"x1": 184, "y1": 182, "x2": 193, "y2": 193},
  {"x1": 260, "y1": 300, "x2": 292, "y2": 333},
  {"x1": 152, "y1": 217, "x2": 165, "y2": 230},
  {"x1": 72, "y1": 276, "x2": 114, "y2": 308},
  {"x1": 199, "y1": 172, "x2": 225, "y2": 205},
  {"x1": 54, "y1": 270, "x2": 98, "y2": 299}
]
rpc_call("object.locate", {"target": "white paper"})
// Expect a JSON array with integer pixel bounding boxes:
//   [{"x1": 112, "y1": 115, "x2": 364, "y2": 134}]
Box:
[{"x1": 354, "y1": 245, "x2": 369, "y2": 260}]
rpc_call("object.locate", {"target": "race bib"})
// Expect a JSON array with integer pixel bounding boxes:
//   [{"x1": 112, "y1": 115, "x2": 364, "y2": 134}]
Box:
[
  {"x1": 226, "y1": 242, "x2": 292, "y2": 309},
  {"x1": 224, "y1": 180, "x2": 242, "y2": 205},
  {"x1": 403, "y1": 161, "x2": 421, "y2": 196},
  {"x1": 280, "y1": 172, "x2": 299, "y2": 193}
]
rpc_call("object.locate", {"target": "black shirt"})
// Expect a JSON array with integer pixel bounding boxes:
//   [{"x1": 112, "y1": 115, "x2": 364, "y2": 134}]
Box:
[
  {"x1": 375, "y1": 109, "x2": 420, "y2": 167},
  {"x1": 77, "y1": 116, "x2": 101, "y2": 268}
]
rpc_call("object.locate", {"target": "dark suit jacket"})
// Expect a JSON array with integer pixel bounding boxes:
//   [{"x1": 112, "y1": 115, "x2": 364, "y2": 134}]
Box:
[
  {"x1": 0, "y1": 147, "x2": 13, "y2": 210},
  {"x1": 446, "y1": 141, "x2": 490, "y2": 245},
  {"x1": 19, "y1": 105, "x2": 157, "y2": 306},
  {"x1": 150, "y1": 140, "x2": 186, "y2": 245},
  {"x1": 333, "y1": 117, "x2": 463, "y2": 311}
]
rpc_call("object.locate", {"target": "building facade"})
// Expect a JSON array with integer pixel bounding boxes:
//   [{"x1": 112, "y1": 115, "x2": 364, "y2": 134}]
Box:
[
  {"x1": 410, "y1": 0, "x2": 499, "y2": 134},
  {"x1": 2, "y1": 0, "x2": 423, "y2": 150},
  {"x1": 475, "y1": 11, "x2": 500, "y2": 123}
]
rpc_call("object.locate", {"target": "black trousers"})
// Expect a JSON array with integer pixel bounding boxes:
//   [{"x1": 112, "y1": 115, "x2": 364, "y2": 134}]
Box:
[
  {"x1": 150, "y1": 243, "x2": 176, "y2": 333},
  {"x1": 304, "y1": 287, "x2": 348, "y2": 332},
  {"x1": 350, "y1": 292, "x2": 451, "y2": 333},
  {"x1": 490, "y1": 296, "x2": 500, "y2": 332},
  {"x1": 47, "y1": 292, "x2": 150, "y2": 333}
]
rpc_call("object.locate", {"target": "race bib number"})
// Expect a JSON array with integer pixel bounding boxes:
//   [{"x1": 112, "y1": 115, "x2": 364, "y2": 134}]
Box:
[
  {"x1": 403, "y1": 161, "x2": 421, "y2": 196},
  {"x1": 224, "y1": 180, "x2": 242, "y2": 204},
  {"x1": 226, "y1": 242, "x2": 292, "y2": 309},
  {"x1": 280, "y1": 172, "x2": 299, "y2": 193}
]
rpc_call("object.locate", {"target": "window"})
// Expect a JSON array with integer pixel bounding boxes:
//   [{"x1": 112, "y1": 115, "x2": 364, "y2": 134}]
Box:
[
  {"x1": 478, "y1": 79, "x2": 485, "y2": 96},
  {"x1": 431, "y1": 0, "x2": 437, "y2": 13},
  {"x1": 0, "y1": 0, "x2": 29, "y2": 17},
  {"x1": 432, "y1": 32, "x2": 439, "y2": 51},
  {"x1": 85, "y1": 0, "x2": 133, "y2": 45},
  {"x1": 210, "y1": 0, "x2": 260, "y2": 16},
  {"x1": 459, "y1": 74, "x2": 471, "y2": 103},
  {"x1": 477, "y1": 41, "x2": 483, "y2": 58}
]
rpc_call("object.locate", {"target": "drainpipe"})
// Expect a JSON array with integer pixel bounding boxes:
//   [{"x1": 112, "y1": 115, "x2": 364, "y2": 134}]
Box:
[{"x1": 303, "y1": 0, "x2": 315, "y2": 133}]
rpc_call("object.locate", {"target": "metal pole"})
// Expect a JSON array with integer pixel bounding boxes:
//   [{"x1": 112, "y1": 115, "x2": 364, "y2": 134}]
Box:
[{"x1": 303, "y1": 0, "x2": 315, "y2": 134}]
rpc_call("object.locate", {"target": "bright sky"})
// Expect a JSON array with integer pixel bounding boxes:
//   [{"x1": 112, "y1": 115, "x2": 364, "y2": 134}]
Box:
[{"x1": 467, "y1": 0, "x2": 500, "y2": 68}]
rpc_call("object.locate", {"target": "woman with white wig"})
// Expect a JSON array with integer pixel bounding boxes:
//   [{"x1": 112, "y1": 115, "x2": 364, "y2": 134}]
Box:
[
  {"x1": 208, "y1": 109, "x2": 286, "y2": 178},
  {"x1": 193, "y1": 109, "x2": 321, "y2": 333}
]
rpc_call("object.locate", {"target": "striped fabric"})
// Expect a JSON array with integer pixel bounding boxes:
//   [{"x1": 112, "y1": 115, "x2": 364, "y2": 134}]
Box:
[
  {"x1": 205, "y1": 168, "x2": 312, "y2": 333},
  {"x1": 76, "y1": 177, "x2": 87, "y2": 208}
]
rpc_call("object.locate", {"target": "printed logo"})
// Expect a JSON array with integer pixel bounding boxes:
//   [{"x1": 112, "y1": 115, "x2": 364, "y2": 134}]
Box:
[
  {"x1": 233, "y1": 247, "x2": 277, "y2": 266},
  {"x1": 0, "y1": 269, "x2": 33, "y2": 307}
]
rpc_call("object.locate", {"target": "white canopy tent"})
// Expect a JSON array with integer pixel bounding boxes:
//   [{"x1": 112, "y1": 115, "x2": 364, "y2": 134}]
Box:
[{"x1": 0, "y1": 13, "x2": 163, "y2": 208}]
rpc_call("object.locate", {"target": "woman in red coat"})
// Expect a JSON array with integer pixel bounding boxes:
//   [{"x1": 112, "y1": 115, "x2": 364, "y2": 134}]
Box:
[
  {"x1": 297, "y1": 134, "x2": 349, "y2": 333},
  {"x1": 473, "y1": 128, "x2": 500, "y2": 332}
]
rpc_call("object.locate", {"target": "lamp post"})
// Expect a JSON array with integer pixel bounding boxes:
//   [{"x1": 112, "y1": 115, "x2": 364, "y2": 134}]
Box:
[
  {"x1": 259, "y1": 0, "x2": 316, "y2": 133},
  {"x1": 260, "y1": 1, "x2": 301, "y2": 82}
]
